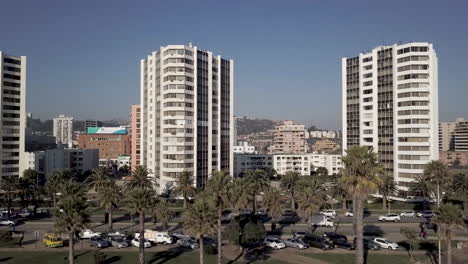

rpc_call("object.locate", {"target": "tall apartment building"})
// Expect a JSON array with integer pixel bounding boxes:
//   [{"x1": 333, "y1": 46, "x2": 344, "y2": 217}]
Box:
[
  {"x1": 273, "y1": 120, "x2": 306, "y2": 154},
  {"x1": 53, "y1": 114, "x2": 74, "y2": 148},
  {"x1": 0, "y1": 52, "x2": 26, "y2": 180},
  {"x1": 140, "y1": 44, "x2": 234, "y2": 193},
  {"x1": 439, "y1": 120, "x2": 457, "y2": 151},
  {"x1": 84, "y1": 120, "x2": 102, "y2": 132},
  {"x1": 342, "y1": 42, "x2": 438, "y2": 189},
  {"x1": 130, "y1": 104, "x2": 141, "y2": 171},
  {"x1": 453, "y1": 119, "x2": 468, "y2": 152}
]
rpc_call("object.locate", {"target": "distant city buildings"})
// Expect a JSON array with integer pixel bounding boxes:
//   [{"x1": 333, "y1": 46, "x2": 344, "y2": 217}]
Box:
[
  {"x1": 78, "y1": 127, "x2": 131, "y2": 164},
  {"x1": 439, "y1": 118, "x2": 468, "y2": 167},
  {"x1": 234, "y1": 154, "x2": 272, "y2": 177},
  {"x1": 84, "y1": 120, "x2": 103, "y2": 132},
  {"x1": 273, "y1": 120, "x2": 307, "y2": 154},
  {"x1": 311, "y1": 138, "x2": 339, "y2": 153},
  {"x1": 342, "y1": 42, "x2": 438, "y2": 189},
  {"x1": 130, "y1": 104, "x2": 141, "y2": 172},
  {"x1": 0, "y1": 52, "x2": 26, "y2": 180},
  {"x1": 233, "y1": 141, "x2": 256, "y2": 154},
  {"x1": 309, "y1": 130, "x2": 340, "y2": 139},
  {"x1": 140, "y1": 44, "x2": 234, "y2": 193},
  {"x1": 53, "y1": 114, "x2": 74, "y2": 148}
]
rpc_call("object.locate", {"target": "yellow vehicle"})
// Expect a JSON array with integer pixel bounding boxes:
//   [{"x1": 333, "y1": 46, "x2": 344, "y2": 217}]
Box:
[{"x1": 43, "y1": 233, "x2": 63, "y2": 248}]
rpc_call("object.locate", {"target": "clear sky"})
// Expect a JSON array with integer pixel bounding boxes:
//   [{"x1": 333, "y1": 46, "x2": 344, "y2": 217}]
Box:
[{"x1": 1, "y1": 0, "x2": 467, "y2": 129}]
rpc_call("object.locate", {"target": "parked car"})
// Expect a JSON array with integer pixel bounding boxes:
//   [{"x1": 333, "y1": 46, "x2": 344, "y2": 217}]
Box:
[
  {"x1": 378, "y1": 213, "x2": 401, "y2": 222},
  {"x1": 0, "y1": 218, "x2": 16, "y2": 226},
  {"x1": 109, "y1": 236, "x2": 128, "y2": 248},
  {"x1": 320, "y1": 209, "x2": 337, "y2": 218},
  {"x1": 131, "y1": 237, "x2": 151, "y2": 248},
  {"x1": 400, "y1": 211, "x2": 415, "y2": 218},
  {"x1": 282, "y1": 209, "x2": 298, "y2": 217},
  {"x1": 302, "y1": 234, "x2": 333, "y2": 250},
  {"x1": 293, "y1": 231, "x2": 307, "y2": 238},
  {"x1": 18, "y1": 209, "x2": 32, "y2": 218},
  {"x1": 322, "y1": 232, "x2": 354, "y2": 250},
  {"x1": 371, "y1": 237, "x2": 398, "y2": 250},
  {"x1": 417, "y1": 210, "x2": 434, "y2": 218},
  {"x1": 171, "y1": 232, "x2": 189, "y2": 241},
  {"x1": 89, "y1": 236, "x2": 110, "y2": 248},
  {"x1": 177, "y1": 238, "x2": 199, "y2": 249},
  {"x1": 43, "y1": 233, "x2": 63, "y2": 248},
  {"x1": 79, "y1": 229, "x2": 102, "y2": 239},
  {"x1": 310, "y1": 215, "x2": 334, "y2": 227},
  {"x1": 353, "y1": 238, "x2": 381, "y2": 251},
  {"x1": 284, "y1": 238, "x2": 308, "y2": 249},
  {"x1": 263, "y1": 236, "x2": 286, "y2": 250},
  {"x1": 107, "y1": 231, "x2": 127, "y2": 237},
  {"x1": 344, "y1": 210, "x2": 353, "y2": 217}
]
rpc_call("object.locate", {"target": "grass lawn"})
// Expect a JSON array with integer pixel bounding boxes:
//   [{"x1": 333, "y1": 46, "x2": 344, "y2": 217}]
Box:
[
  {"x1": 301, "y1": 253, "x2": 414, "y2": 264},
  {"x1": 0, "y1": 250, "x2": 289, "y2": 264}
]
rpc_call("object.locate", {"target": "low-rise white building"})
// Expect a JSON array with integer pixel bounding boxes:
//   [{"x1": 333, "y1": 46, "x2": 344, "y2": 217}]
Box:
[
  {"x1": 273, "y1": 154, "x2": 311, "y2": 176},
  {"x1": 234, "y1": 154, "x2": 272, "y2": 177},
  {"x1": 309, "y1": 130, "x2": 339, "y2": 139},
  {"x1": 233, "y1": 141, "x2": 256, "y2": 154},
  {"x1": 309, "y1": 154, "x2": 343, "y2": 175}
]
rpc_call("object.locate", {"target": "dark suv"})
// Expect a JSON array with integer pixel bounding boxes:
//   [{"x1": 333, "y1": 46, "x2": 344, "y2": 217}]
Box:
[
  {"x1": 353, "y1": 238, "x2": 381, "y2": 251},
  {"x1": 322, "y1": 232, "x2": 354, "y2": 250},
  {"x1": 303, "y1": 234, "x2": 333, "y2": 250}
]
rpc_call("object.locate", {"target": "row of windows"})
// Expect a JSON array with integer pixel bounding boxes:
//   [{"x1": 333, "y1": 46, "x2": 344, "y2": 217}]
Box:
[
  {"x1": 398, "y1": 145, "x2": 429, "y2": 151},
  {"x1": 163, "y1": 49, "x2": 193, "y2": 56},
  {"x1": 398, "y1": 137, "x2": 429, "y2": 142},
  {"x1": 2, "y1": 144, "x2": 19, "y2": 149},
  {"x1": 2, "y1": 167, "x2": 19, "y2": 173},
  {"x1": 398, "y1": 163, "x2": 426, "y2": 169},
  {"x1": 363, "y1": 81, "x2": 373, "y2": 87},
  {"x1": 3, "y1": 74, "x2": 20, "y2": 80},
  {"x1": 3, "y1": 58, "x2": 21, "y2": 65},
  {"x1": 3, "y1": 81, "x2": 20, "y2": 88},
  {"x1": 363, "y1": 57, "x2": 372, "y2": 62},
  {"x1": 3, "y1": 128, "x2": 20, "y2": 134},
  {"x1": 163, "y1": 119, "x2": 193, "y2": 125},
  {"x1": 398, "y1": 155, "x2": 430, "y2": 160},
  {"x1": 397, "y1": 109, "x2": 429, "y2": 116},
  {"x1": 162, "y1": 145, "x2": 194, "y2": 151},
  {"x1": 397, "y1": 46, "x2": 428, "y2": 54},
  {"x1": 163, "y1": 76, "x2": 194, "y2": 82},
  {"x1": 3, "y1": 89, "x2": 20, "y2": 96},
  {"x1": 163, "y1": 163, "x2": 194, "y2": 169},
  {"x1": 398, "y1": 91, "x2": 429, "y2": 98},
  {"x1": 163, "y1": 84, "x2": 193, "y2": 91},
  {"x1": 398, "y1": 119, "x2": 429, "y2": 124},
  {"x1": 398, "y1": 100, "x2": 429, "y2": 107},
  {"x1": 3, "y1": 97, "x2": 20, "y2": 103},
  {"x1": 162, "y1": 137, "x2": 194, "y2": 143},
  {"x1": 163, "y1": 154, "x2": 193, "y2": 160},
  {"x1": 3, "y1": 113, "x2": 20, "y2": 118},
  {"x1": 363, "y1": 65, "x2": 372, "y2": 70},
  {"x1": 3, "y1": 66, "x2": 20, "y2": 72},
  {"x1": 397, "y1": 55, "x2": 429, "y2": 63},
  {"x1": 163, "y1": 128, "x2": 193, "y2": 134},
  {"x1": 3, "y1": 121, "x2": 20, "y2": 126},
  {"x1": 163, "y1": 58, "x2": 193, "y2": 65},
  {"x1": 163, "y1": 102, "x2": 193, "y2": 108},
  {"x1": 397, "y1": 73, "x2": 429, "y2": 81},
  {"x1": 163, "y1": 93, "x2": 194, "y2": 100},
  {"x1": 397, "y1": 82, "x2": 429, "y2": 90},
  {"x1": 163, "y1": 66, "x2": 194, "y2": 74},
  {"x1": 397, "y1": 64, "x2": 429, "y2": 72},
  {"x1": 163, "y1": 110, "x2": 193, "y2": 117}
]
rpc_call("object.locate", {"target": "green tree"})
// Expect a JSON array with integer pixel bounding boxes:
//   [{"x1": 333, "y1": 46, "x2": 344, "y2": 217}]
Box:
[
  {"x1": 263, "y1": 187, "x2": 285, "y2": 231},
  {"x1": 85, "y1": 167, "x2": 112, "y2": 193},
  {"x1": 228, "y1": 178, "x2": 251, "y2": 214},
  {"x1": 125, "y1": 188, "x2": 154, "y2": 264},
  {"x1": 409, "y1": 175, "x2": 433, "y2": 210},
  {"x1": 0, "y1": 177, "x2": 17, "y2": 219},
  {"x1": 296, "y1": 177, "x2": 326, "y2": 232},
  {"x1": 423, "y1": 161, "x2": 451, "y2": 206},
  {"x1": 205, "y1": 171, "x2": 232, "y2": 264},
  {"x1": 280, "y1": 171, "x2": 301, "y2": 209},
  {"x1": 125, "y1": 166, "x2": 154, "y2": 191},
  {"x1": 377, "y1": 174, "x2": 397, "y2": 211},
  {"x1": 174, "y1": 171, "x2": 196, "y2": 209},
  {"x1": 99, "y1": 181, "x2": 121, "y2": 231},
  {"x1": 400, "y1": 227, "x2": 418, "y2": 261},
  {"x1": 23, "y1": 168, "x2": 39, "y2": 187},
  {"x1": 151, "y1": 198, "x2": 174, "y2": 232},
  {"x1": 331, "y1": 173, "x2": 348, "y2": 211},
  {"x1": 245, "y1": 169, "x2": 270, "y2": 212},
  {"x1": 54, "y1": 180, "x2": 90, "y2": 264},
  {"x1": 14, "y1": 177, "x2": 34, "y2": 209},
  {"x1": 46, "y1": 169, "x2": 75, "y2": 208},
  {"x1": 315, "y1": 167, "x2": 329, "y2": 177},
  {"x1": 433, "y1": 203, "x2": 464, "y2": 264},
  {"x1": 340, "y1": 146, "x2": 382, "y2": 264},
  {"x1": 183, "y1": 198, "x2": 217, "y2": 264},
  {"x1": 451, "y1": 172, "x2": 468, "y2": 215}
]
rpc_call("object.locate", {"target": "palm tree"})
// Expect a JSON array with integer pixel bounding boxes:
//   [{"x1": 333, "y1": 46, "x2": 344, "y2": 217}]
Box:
[
  {"x1": 15, "y1": 176, "x2": 34, "y2": 209},
  {"x1": 315, "y1": 167, "x2": 329, "y2": 177},
  {"x1": 205, "y1": 170, "x2": 232, "y2": 264},
  {"x1": 262, "y1": 187, "x2": 285, "y2": 231},
  {"x1": 296, "y1": 177, "x2": 326, "y2": 232},
  {"x1": 125, "y1": 166, "x2": 154, "y2": 191},
  {"x1": 228, "y1": 178, "x2": 251, "y2": 215},
  {"x1": 409, "y1": 174, "x2": 433, "y2": 210},
  {"x1": 0, "y1": 176, "x2": 17, "y2": 219},
  {"x1": 174, "y1": 171, "x2": 196, "y2": 209},
  {"x1": 151, "y1": 198, "x2": 174, "y2": 231},
  {"x1": 280, "y1": 171, "x2": 300, "y2": 209},
  {"x1": 23, "y1": 168, "x2": 39, "y2": 187},
  {"x1": 125, "y1": 188, "x2": 155, "y2": 264},
  {"x1": 452, "y1": 172, "x2": 468, "y2": 215},
  {"x1": 433, "y1": 203, "x2": 464, "y2": 264},
  {"x1": 98, "y1": 181, "x2": 121, "y2": 231},
  {"x1": 424, "y1": 160, "x2": 451, "y2": 206},
  {"x1": 46, "y1": 169, "x2": 75, "y2": 208},
  {"x1": 377, "y1": 174, "x2": 397, "y2": 211},
  {"x1": 54, "y1": 180, "x2": 90, "y2": 264},
  {"x1": 183, "y1": 198, "x2": 217, "y2": 264},
  {"x1": 245, "y1": 169, "x2": 270, "y2": 212},
  {"x1": 340, "y1": 146, "x2": 382, "y2": 264},
  {"x1": 331, "y1": 173, "x2": 348, "y2": 211},
  {"x1": 85, "y1": 167, "x2": 112, "y2": 193}
]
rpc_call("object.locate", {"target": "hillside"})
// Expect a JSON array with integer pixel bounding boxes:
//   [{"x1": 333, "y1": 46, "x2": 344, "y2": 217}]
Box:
[{"x1": 236, "y1": 117, "x2": 277, "y2": 135}]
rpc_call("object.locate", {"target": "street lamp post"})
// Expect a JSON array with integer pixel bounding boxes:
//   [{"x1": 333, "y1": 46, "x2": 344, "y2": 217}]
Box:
[{"x1": 437, "y1": 182, "x2": 441, "y2": 264}]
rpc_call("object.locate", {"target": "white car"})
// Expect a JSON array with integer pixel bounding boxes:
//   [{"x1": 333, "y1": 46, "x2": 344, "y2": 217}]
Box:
[
  {"x1": 378, "y1": 213, "x2": 401, "y2": 222},
  {"x1": 400, "y1": 211, "x2": 415, "y2": 218},
  {"x1": 264, "y1": 236, "x2": 286, "y2": 250},
  {"x1": 416, "y1": 210, "x2": 433, "y2": 218},
  {"x1": 131, "y1": 238, "x2": 151, "y2": 248},
  {"x1": 344, "y1": 211, "x2": 353, "y2": 217},
  {"x1": 79, "y1": 229, "x2": 102, "y2": 239},
  {"x1": 320, "y1": 210, "x2": 337, "y2": 218},
  {"x1": 0, "y1": 219, "x2": 16, "y2": 226},
  {"x1": 371, "y1": 237, "x2": 398, "y2": 250}
]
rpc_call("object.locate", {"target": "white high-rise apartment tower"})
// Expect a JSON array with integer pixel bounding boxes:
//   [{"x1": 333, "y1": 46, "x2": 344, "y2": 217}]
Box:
[
  {"x1": 53, "y1": 114, "x2": 74, "y2": 148},
  {"x1": 140, "y1": 44, "x2": 234, "y2": 193},
  {"x1": 342, "y1": 42, "x2": 438, "y2": 190},
  {"x1": 0, "y1": 52, "x2": 26, "y2": 180}
]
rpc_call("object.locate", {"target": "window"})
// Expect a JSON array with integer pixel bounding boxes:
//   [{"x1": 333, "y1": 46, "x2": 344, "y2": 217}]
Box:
[
  {"x1": 364, "y1": 105, "x2": 373, "y2": 110},
  {"x1": 363, "y1": 65, "x2": 372, "y2": 70},
  {"x1": 363, "y1": 81, "x2": 373, "y2": 87},
  {"x1": 397, "y1": 73, "x2": 429, "y2": 81},
  {"x1": 363, "y1": 73, "x2": 372, "y2": 78},
  {"x1": 397, "y1": 56, "x2": 429, "y2": 63},
  {"x1": 363, "y1": 57, "x2": 372, "y2": 63},
  {"x1": 4, "y1": 58, "x2": 21, "y2": 65}
]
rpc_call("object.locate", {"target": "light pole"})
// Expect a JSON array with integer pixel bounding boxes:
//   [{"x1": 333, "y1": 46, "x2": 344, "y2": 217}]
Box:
[{"x1": 437, "y1": 181, "x2": 441, "y2": 264}]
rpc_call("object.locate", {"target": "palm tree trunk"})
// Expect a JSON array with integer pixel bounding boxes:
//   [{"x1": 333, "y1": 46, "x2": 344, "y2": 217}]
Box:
[
  {"x1": 108, "y1": 207, "x2": 113, "y2": 231},
  {"x1": 464, "y1": 198, "x2": 468, "y2": 216},
  {"x1": 69, "y1": 231, "x2": 74, "y2": 264},
  {"x1": 217, "y1": 205, "x2": 222, "y2": 264},
  {"x1": 342, "y1": 195, "x2": 347, "y2": 211},
  {"x1": 382, "y1": 195, "x2": 387, "y2": 211},
  {"x1": 447, "y1": 237, "x2": 452, "y2": 264},
  {"x1": 199, "y1": 234, "x2": 205, "y2": 264},
  {"x1": 183, "y1": 195, "x2": 187, "y2": 209},
  {"x1": 253, "y1": 194, "x2": 257, "y2": 213},
  {"x1": 7, "y1": 188, "x2": 11, "y2": 219},
  {"x1": 53, "y1": 193, "x2": 56, "y2": 208},
  {"x1": 355, "y1": 195, "x2": 364, "y2": 264},
  {"x1": 291, "y1": 194, "x2": 295, "y2": 210},
  {"x1": 139, "y1": 211, "x2": 145, "y2": 264}
]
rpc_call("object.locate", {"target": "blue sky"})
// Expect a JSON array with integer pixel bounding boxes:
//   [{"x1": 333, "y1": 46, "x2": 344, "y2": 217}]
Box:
[{"x1": 1, "y1": 0, "x2": 467, "y2": 129}]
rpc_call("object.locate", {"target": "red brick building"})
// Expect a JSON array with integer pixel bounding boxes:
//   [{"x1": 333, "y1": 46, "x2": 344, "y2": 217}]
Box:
[{"x1": 78, "y1": 133, "x2": 131, "y2": 160}]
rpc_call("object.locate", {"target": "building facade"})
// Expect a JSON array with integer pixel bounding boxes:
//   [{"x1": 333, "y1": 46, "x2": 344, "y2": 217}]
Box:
[
  {"x1": 311, "y1": 138, "x2": 339, "y2": 153},
  {"x1": 342, "y1": 42, "x2": 438, "y2": 189},
  {"x1": 273, "y1": 154, "x2": 311, "y2": 176},
  {"x1": 273, "y1": 120, "x2": 306, "y2": 154},
  {"x1": 439, "y1": 120, "x2": 458, "y2": 151},
  {"x1": 130, "y1": 104, "x2": 141, "y2": 171},
  {"x1": 84, "y1": 120, "x2": 103, "y2": 132},
  {"x1": 309, "y1": 154, "x2": 343, "y2": 175},
  {"x1": 233, "y1": 154, "x2": 272, "y2": 177},
  {"x1": 453, "y1": 119, "x2": 468, "y2": 152},
  {"x1": 78, "y1": 127, "x2": 131, "y2": 161},
  {"x1": 0, "y1": 52, "x2": 26, "y2": 180},
  {"x1": 140, "y1": 44, "x2": 234, "y2": 193},
  {"x1": 53, "y1": 114, "x2": 73, "y2": 148},
  {"x1": 233, "y1": 141, "x2": 256, "y2": 154}
]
